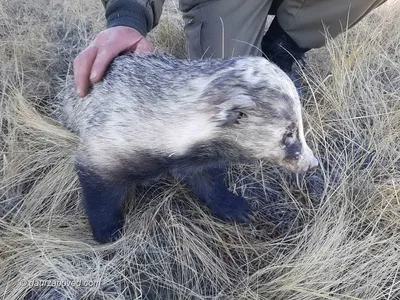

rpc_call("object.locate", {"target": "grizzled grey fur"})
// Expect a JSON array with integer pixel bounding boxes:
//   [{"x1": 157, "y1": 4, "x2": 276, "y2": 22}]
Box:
[{"x1": 58, "y1": 53, "x2": 318, "y2": 243}]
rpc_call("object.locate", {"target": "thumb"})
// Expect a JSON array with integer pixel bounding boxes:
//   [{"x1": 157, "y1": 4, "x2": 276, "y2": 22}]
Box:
[{"x1": 132, "y1": 37, "x2": 153, "y2": 53}]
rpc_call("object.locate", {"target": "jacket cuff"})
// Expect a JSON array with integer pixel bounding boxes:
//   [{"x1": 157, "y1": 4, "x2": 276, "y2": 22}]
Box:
[{"x1": 105, "y1": 0, "x2": 150, "y2": 37}]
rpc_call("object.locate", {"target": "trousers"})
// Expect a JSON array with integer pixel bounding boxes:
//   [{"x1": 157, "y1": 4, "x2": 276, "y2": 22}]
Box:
[{"x1": 179, "y1": 0, "x2": 387, "y2": 59}]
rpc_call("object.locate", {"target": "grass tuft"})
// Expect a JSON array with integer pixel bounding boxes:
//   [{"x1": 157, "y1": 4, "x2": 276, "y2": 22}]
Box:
[{"x1": 1, "y1": 0, "x2": 399, "y2": 299}]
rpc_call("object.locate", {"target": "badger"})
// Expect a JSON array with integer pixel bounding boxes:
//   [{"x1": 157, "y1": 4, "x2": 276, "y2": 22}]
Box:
[{"x1": 58, "y1": 53, "x2": 318, "y2": 243}]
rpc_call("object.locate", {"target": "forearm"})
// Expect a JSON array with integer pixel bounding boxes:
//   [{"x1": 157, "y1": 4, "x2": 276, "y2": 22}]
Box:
[{"x1": 101, "y1": 0, "x2": 165, "y2": 36}]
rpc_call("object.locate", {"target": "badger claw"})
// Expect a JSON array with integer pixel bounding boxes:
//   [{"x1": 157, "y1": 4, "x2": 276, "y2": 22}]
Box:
[
  {"x1": 92, "y1": 222, "x2": 124, "y2": 244},
  {"x1": 209, "y1": 193, "x2": 253, "y2": 224}
]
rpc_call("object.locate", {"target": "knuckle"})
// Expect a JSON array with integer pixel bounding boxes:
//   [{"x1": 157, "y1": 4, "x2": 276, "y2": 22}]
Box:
[
  {"x1": 98, "y1": 41, "x2": 111, "y2": 50},
  {"x1": 95, "y1": 30, "x2": 106, "y2": 41},
  {"x1": 85, "y1": 45, "x2": 97, "y2": 54},
  {"x1": 75, "y1": 49, "x2": 89, "y2": 62},
  {"x1": 96, "y1": 48, "x2": 110, "y2": 60},
  {"x1": 96, "y1": 29, "x2": 113, "y2": 43},
  {"x1": 75, "y1": 46, "x2": 97, "y2": 65}
]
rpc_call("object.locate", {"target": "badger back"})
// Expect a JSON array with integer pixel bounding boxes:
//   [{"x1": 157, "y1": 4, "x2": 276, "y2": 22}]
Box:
[
  {"x1": 56, "y1": 77, "x2": 87, "y2": 135},
  {"x1": 55, "y1": 53, "x2": 221, "y2": 137}
]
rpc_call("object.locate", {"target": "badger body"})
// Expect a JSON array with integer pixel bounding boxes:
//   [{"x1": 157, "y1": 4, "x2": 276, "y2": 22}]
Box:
[{"x1": 58, "y1": 53, "x2": 318, "y2": 243}]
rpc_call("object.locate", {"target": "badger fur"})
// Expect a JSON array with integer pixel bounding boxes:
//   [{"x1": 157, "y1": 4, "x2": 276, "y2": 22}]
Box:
[{"x1": 58, "y1": 53, "x2": 318, "y2": 243}]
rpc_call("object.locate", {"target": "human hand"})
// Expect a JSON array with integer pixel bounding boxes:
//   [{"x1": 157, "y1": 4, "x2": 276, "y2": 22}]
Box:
[{"x1": 74, "y1": 26, "x2": 152, "y2": 97}]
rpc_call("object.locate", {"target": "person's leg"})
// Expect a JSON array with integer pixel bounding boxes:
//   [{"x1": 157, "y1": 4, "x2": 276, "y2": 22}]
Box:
[
  {"x1": 277, "y1": 0, "x2": 388, "y2": 49},
  {"x1": 262, "y1": 0, "x2": 387, "y2": 74},
  {"x1": 261, "y1": 0, "x2": 387, "y2": 89},
  {"x1": 180, "y1": 0, "x2": 273, "y2": 59}
]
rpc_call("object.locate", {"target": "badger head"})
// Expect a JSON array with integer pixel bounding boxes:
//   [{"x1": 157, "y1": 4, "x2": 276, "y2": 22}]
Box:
[{"x1": 206, "y1": 57, "x2": 318, "y2": 173}]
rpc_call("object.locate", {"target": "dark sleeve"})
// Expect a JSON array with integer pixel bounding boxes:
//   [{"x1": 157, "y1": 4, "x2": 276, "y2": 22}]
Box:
[{"x1": 101, "y1": 0, "x2": 165, "y2": 37}]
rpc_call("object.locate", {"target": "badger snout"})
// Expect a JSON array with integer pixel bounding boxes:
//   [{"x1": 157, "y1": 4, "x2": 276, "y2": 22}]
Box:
[
  {"x1": 310, "y1": 156, "x2": 319, "y2": 170},
  {"x1": 282, "y1": 141, "x2": 319, "y2": 174},
  {"x1": 282, "y1": 153, "x2": 319, "y2": 173}
]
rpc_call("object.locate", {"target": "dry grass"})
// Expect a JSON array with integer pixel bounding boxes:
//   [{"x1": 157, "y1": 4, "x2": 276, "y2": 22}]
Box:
[{"x1": 1, "y1": 0, "x2": 400, "y2": 299}]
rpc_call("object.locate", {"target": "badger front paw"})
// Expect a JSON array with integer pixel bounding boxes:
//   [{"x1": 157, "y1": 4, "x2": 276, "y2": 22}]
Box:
[
  {"x1": 76, "y1": 163, "x2": 128, "y2": 244},
  {"x1": 92, "y1": 221, "x2": 124, "y2": 244},
  {"x1": 178, "y1": 167, "x2": 253, "y2": 223},
  {"x1": 208, "y1": 191, "x2": 252, "y2": 223}
]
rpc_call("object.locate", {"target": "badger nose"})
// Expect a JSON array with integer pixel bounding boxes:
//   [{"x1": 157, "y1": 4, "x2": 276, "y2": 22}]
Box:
[{"x1": 307, "y1": 156, "x2": 319, "y2": 171}]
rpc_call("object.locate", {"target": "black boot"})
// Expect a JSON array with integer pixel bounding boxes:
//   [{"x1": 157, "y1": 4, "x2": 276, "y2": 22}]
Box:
[{"x1": 261, "y1": 18, "x2": 309, "y2": 89}]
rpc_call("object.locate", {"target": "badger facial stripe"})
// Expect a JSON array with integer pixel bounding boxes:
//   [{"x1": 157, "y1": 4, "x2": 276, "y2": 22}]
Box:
[
  {"x1": 282, "y1": 122, "x2": 302, "y2": 161},
  {"x1": 284, "y1": 140, "x2": 302, "y2": 161}
]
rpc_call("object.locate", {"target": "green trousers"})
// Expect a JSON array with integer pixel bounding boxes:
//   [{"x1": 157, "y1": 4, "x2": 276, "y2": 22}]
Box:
[{"x1": 179, "y1": 0, "x2": 387, "y2": 59}]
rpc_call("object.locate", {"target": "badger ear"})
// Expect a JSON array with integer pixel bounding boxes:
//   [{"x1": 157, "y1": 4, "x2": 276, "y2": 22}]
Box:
[{"x1": 214, "y1": 94, "x2": 255, "y2": 126}]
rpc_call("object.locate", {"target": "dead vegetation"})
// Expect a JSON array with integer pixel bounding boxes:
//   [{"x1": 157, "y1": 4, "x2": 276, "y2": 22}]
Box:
[{"x1": 0, "y1": 0, "x2": 399, "y2": 299}]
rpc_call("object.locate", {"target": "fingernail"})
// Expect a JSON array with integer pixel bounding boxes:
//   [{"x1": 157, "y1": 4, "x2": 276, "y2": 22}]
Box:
[
  {"x1": 76, "y1": 88, "x2": 83, "y2": 97},
  {"x1": 90, "y1": 71, "x2": 97, "y2": 81}
]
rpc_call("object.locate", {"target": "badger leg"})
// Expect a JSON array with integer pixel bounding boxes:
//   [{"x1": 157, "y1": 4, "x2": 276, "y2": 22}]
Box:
[
  {"x1": 179, "y1": 167, "x2": 251, "y2": 222},
  {"x1": 76, "y1": 163, "x2": 128, "y2": 243}
]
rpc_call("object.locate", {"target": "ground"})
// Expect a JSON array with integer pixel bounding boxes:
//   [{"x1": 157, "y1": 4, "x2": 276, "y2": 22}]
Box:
[{"x1": 0, "y1": 0, "x2": 399, "y2": 299}]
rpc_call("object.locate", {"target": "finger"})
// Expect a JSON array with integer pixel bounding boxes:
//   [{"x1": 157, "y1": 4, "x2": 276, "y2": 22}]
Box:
[
  {"x1": 132, "y1": 37, "x2": 153, "y2": 53},
  {"x1": 74, "y1": 46, "x2": 98, "y2": 97},
  {"x1": 90, "y1": 38, "x2": 132, "y2": 83}
]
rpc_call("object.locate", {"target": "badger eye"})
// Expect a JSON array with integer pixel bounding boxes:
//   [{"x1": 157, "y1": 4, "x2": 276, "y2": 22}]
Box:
[
  {"x1": 238, "y1": 112, "x2": 247, "y2": 119},
  {"x1": 285, "y1": 129, "x2": 297, "y2": 140}
]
